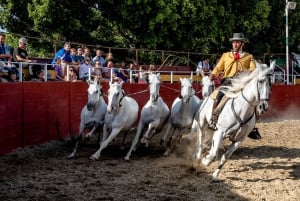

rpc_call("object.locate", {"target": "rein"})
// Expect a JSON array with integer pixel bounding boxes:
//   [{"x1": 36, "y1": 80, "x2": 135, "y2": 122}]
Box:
[{"x1": 231, "y1": 98, "x2": 255, "y2": 127}]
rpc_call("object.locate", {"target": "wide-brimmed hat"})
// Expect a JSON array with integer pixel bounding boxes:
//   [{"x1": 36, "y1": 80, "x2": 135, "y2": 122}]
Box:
[{"x1": 229, "y1": 33, "x2": 248, "y2": 42}]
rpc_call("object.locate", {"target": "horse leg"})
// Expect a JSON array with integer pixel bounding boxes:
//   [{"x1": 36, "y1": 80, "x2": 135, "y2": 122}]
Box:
[
  {"x1": 124, "y1": 124, "x2": 144, "y2": 161},
  {"x1": 90, "y1": 127, "x2": 122, "y2": 161},
  {"x1": 194, "y1": 125, "x2": 204, "y2": 161},
  {"x1": 163, "y1": 127, "x2": 175, "y2": 156},
  {"x1": 140, "y1": 124, "x2": 153, "y2": 144},
  {"x1": 68, "y1": 122, "x2": 85, "y2": 159},
  {"x1": 160, "y1": 122, "x2": 172, "y2": 145},
  {"x1": 189, "y1": 119, "x2": 198, "y2": 141},
  {"x1": 202, "y1": 130, "x2": 223, "y2": 166},
  {"x1": 86, "y1": 125, "x2": 96, "y2": 138},
  {"x1": 212, "y1": 140, "x2": 243, "y2": 181},
  {"x1": 120, "y1": 132, "x2": 128, "y2": 150},
  {"x1": 68, "y1": 133, "x2": 83, "y2": 159}
]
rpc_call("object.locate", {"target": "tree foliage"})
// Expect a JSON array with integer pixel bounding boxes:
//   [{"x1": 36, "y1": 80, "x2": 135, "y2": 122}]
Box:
[{"x1": 0, "y1": 0, "x2": 299, "y2": 60}]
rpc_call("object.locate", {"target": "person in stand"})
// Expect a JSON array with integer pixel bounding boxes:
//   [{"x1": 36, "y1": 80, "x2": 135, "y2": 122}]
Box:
[
  {"x1": 209, "y1": 33, "x2": 260, "y2": 139},
  {"x1": 13, "y1": 37, "x2": 36, "y2": 79},
  {"x1": 64, "y1": 66, "x2": 78, "y2": 82},
  {"x1": 51, "y1": 42, "x2": 72, "y2": 65},
  {"x1": 128, "y1": 62, "x2": 139, "y2": 83},
  {"x1": 79, "y1": 56, "x2": 93, "y2": 81},
  {"x1": 197, "y1": 57, "x2": 211, "y2": 77},
  {"x1": 0, "y1": 33, "x2": 13, "y2": 68},
  {"x1": 31, "y1": 70, "x2": 45, "y2": 82},
  {"x1": 92, "y1": 49, "x2": 105, "y2": 67}
]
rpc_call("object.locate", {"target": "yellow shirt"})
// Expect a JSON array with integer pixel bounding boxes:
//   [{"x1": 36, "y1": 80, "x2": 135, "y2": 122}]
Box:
[{"x1": 212, "y1": 52, "x2": 256, "y2": 79}]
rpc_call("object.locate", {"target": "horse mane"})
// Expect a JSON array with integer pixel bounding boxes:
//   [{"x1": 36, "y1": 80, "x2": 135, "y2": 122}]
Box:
[{"x1": 219, "y1": 67, "x2": 260, "y2": 98}]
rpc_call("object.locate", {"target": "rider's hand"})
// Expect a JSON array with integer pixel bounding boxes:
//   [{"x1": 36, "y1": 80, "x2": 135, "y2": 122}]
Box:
[{"x1": 209, "y1": 73, "x2": 216, "y2": 81}]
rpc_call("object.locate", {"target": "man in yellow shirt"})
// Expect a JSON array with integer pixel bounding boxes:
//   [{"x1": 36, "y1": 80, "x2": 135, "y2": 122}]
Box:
[{"x1": 209, "y1": 33, "x2": 258, "y2": 138}]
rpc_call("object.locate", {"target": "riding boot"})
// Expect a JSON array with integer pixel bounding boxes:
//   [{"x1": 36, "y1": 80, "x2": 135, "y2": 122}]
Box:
[{"x1": 208, "y1": 100, "x2": 219, "y2": 130}]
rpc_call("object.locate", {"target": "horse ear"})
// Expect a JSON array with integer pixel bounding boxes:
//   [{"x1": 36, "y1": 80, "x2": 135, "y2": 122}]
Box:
[
  {"x1": 270, "y1": 60, "x2": 276, "y2": 71},
  {"x1": 180, "y1": 77, "x2": 183, "y2": 82},
  {"x1": 254, "y1": 60, "x2": 261, "y2": 69}
]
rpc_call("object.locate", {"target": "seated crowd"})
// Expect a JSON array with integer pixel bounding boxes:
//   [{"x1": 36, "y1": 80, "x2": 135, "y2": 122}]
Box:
[{"x1": 0, "y1": 33, "x2": 151, "y2": 83}]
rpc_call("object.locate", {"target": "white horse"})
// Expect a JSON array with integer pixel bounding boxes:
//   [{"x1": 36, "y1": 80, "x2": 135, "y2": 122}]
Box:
[
  {"x1": 160, "y1": 78, "x2": 201, "y2": 156},
  {"x1": 189, "y1": 75, "x2": 214, "y2": 140},
  {"x1": 194, "y1": 61, "x2": 275, "y2": 181},
  {"x1": 90, "y1": 82, "x2": 139, "y2": 160},
  {"x1": 124, "y1": 73, "x2": 169, "y2": 161},
  {"x1": 201, "y1": 75, "x2": 214, "y2": 99},
  {"x1": 68, "y1": 78, "x2": 107, "y2": 159}
]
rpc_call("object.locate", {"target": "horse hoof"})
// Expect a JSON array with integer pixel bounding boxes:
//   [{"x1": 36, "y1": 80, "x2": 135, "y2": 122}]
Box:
[
  {"x1": 201, "y1": 158, "x2": 211, "y2": 166},
  {"x1": 89, "y1": 155, "x2": 98, "y2": 161},
  {"x1": 68, "y1": 153, "x2": 76, "y2": 159},
  {"x1": 124, "y1": 156, "x2": 130, "y2": 161}
]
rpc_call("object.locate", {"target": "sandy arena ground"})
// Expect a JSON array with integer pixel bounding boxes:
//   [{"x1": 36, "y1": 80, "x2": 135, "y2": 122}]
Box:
[{"x1": 0, "y1": 120, "x2": 299, "y2": 201}]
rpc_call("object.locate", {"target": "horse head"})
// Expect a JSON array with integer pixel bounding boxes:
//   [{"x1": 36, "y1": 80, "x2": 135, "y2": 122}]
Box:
[
  {"x1": 201, "y1": 76, "x2": 214, "y2": 99},
  {"x1": 179, "y1": 78, "x2": 194, "y2": 103},
  {"x1": 107, "y1": 82, "x2": 124, "y2": 114},
  {"x1": 255, "y1": 61, "x2": 274, "y2": 115},
  {"x1": 148, "y1": 73, "x2": 160, "y2": 104},
  {"x1": 86, "y1": 78, "x2": 102, "y2": 111}
]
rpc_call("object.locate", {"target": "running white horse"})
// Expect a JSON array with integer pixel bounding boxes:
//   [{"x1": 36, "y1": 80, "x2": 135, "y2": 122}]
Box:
[
  {"x1": 90, "y1": 82, "x2": 139, "y2": 160},
  {"x1": 194, "y1": 61, "x2": 275, "y2": 181},
  {"x1": 68, "y1": 78, "x2": 107, "y2": 159},
  {"x1": 160, "y1": 77, "x2": 201, "y2": 156},
  {"x1": 189, "y1": 75, "x2": 215, "y2": 140},
  {"x1": 124, "y1": 73, "x2": 169, "y2": 161}
]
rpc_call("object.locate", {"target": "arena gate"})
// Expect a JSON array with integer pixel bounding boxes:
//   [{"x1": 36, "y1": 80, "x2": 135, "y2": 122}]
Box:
[{"x1": 0, "y1": 82, "x2": 299, "y2": 155}]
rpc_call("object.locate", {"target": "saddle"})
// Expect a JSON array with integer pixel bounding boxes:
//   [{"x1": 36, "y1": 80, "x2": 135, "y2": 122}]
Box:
[{"x1": 209, "y1": 89, "x2": 219, "y2": 100}]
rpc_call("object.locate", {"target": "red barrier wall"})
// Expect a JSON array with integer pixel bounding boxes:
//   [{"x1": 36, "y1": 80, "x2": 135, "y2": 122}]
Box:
[{"x1": 0, "y1": 83, "x2": 299, "y2": 155}]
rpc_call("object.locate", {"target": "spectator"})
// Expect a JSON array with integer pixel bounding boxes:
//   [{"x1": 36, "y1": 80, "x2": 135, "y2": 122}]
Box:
[
  {"x1": 76, "y1": 47, "x2": 85, "y2": 63},
  {"x1": 128, "y1": 62, "x2": 139, "y2": 83},
  {"x1": 53, "y1": 58, "x2": 65, "y2": 81},
  {"x1": 82, "y1": 47, "x2": 92, "y2": 61},
  {"x1": 70, "y1": 48, "x2": 81, "y2": 65},
  {"x1": 105, "y1": 52, "x2": 114, "y2": 66},
  {"x1": 79, "y1": 56, "x2": 93, "y2": 81},
  {"x1": 197, "y1": 58, "x2": 211, "y2": 77},
  {"x1": 13, "y1": 37, "x2": 33, "y2": 78},
  {"x1": 138, "y1": 66, "x2": 147, "y2": 84},
  {"x1": 65, "y1": 66, "x2": 78, "y2": 82},
  {"x1": 92, "y1": 49, "x2": 105, "y2": 67},
  {"x1": 112, "y1": 61, "x2": 129, "y2": 83},
  {"x1": 0, "y1": 32, "x2": 13, "y2": 67},
  {"x1": 101, "y1": 60, "x2": 114, "y2": 81},
  {"x1": 93, "y1": 61, "x2": 102, "y2": 79},
  {"x1": 31, "y1": 70, "x2": 45, "y2": 82},
  {"x1": 51, "y1": 42, "x2": 72, "y2": 64},
  {"x1": 1, "y1": 70, "x2": 17, "y2": 82}
]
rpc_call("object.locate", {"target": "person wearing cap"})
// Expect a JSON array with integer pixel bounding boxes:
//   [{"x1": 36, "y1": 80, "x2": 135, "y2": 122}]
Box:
[
  {"x1": 208, "y1": 33, "x2": 256, "y2": 132},
  {"x1": 79, "y1": 56, "x2": 94, "y2": 81}
]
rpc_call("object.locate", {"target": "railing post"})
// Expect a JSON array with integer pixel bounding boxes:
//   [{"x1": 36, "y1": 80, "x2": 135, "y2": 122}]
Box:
[
  {"x1": 171, "y1": 71, "x2": 173, "y2": 83},
  {"x1": 18, "y1": 62, "x2": 23, "y2": 82},
  {"x1": 44, "y1": 64, "x2": 48, "y2": 81}
]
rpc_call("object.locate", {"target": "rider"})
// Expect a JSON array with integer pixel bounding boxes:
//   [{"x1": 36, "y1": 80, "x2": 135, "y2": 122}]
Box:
[{"x1": 209, "y1": 33, "x2": 261, "y2": 139}]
